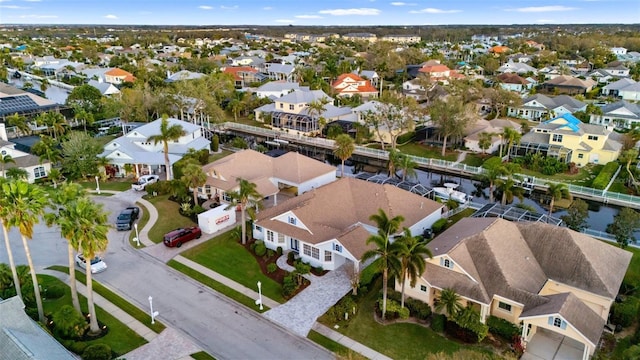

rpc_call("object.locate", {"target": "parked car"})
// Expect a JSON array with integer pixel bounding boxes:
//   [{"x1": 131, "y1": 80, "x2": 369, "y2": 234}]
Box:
[
  {"x1": 132, "y1": 174, "x2": 160, "y2": 191},
  {"x1": 163, "y1": 227, "x2": 202, "y2": 248},
  {"x1": 116, "y1": 206, "x2": 140, "y2": 231},
  {"x1": 75, "y1": 254, "x2": 107, "y2": 274}
]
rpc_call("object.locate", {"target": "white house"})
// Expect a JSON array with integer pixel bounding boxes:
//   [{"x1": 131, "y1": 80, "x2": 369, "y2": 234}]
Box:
[
  {"x1": 508, "y1": 94, "x2": 586, "y2": 121},
  {"x1": 255, "y1": 81, "x2": 306, "y2": 99},
  {"x1": 100, "y1": 117, "x2": 210, "y2": 178},
  {"x1": 590, "y1": 101, "x2": 640, "y2": 130},
  {"x1": 602, "y1": 78, "x2": 640, "y2": 101},
  {"x1": 253, "y1": 177, "x2": 444, "y2": 271},
  {"x1": 464, "y1": 119, "x2": 522, "y2": 154},
  {"x1": 0, "y1": 124, "x2": 50, "y2": 183}
]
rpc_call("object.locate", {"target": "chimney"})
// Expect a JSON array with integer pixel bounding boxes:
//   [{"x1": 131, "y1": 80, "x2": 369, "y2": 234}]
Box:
[{"x1": 0, "y1": 123, "x2": 7, "y2": 141}]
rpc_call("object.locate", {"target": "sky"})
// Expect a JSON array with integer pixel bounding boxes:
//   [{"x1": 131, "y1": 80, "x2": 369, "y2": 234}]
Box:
[{"x1": 0, "y1": 0, "x2": 639, "y2": 26}]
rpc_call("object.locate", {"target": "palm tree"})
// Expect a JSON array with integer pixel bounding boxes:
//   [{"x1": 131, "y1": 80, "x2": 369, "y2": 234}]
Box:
[
  {"x1": 387, "y1": 148, "x2": 402, "y2": 178},
  {"x1": 43, "y1": 112, "x2": 67, "y2": 139},
  {"x1": 181, "y1": 162, "x2": 208, "y2": 206},
  {"x1": 0, "y1": 154, "x2": 15, "y2": 178},
  {"x1": 620, "y1": 148, "x2": 639, "y2": 192},
  {"x1": 32, "y1": 135, "x2": 61, "y2": 165},
  {"x1": 479, "y1": 159, "x2": 507, "y2": 203},
  {"x1": 45, "y1": 183, "x2": 87, "y2": 313},
  {"x1": 227, "y1": 178, "x2": 262, "y2": 245},
  {"x1": 502, "y1": 127, "x2": 521, "y2": 161},
  {"x1": 361, "y1": 209, "x2": 404, "y2": 320},
  {"x1": 495, "y1": 177, "x2": 525, "y2": 205},
  {"x1": 397, "y1": 153, "x2": 418, "y2": 181},
  {"x1": 147, "y1": 114, "x2": 186, "y2": 180},
  {"x1": 2, "y1": 180, "x2": 49, "y2": 323},
  {"x1": 333, "y1": 134, "x2": 355, "y2": 177},
  {"x1": 395, "y1": 228, "x2": 431, "y2": 308},
  {"x1": 0, "y1": 179, "x2": 22, "y2": 301},
  {"x1": 6, "y1": 113, "x2": 30, "y2": 137},
  {"x1": 477, "y1": 132, "x2": 493, "y2": 155},
  {"x1": 435, "y1": 288, "x2": 462, "y2": 318},
  {"x1": 307, "y1": 98, "x2": 329, "y2": 134},
  {"x1": 6, "y1": 168, "x2": 28, "y2": 180},
  {"x1": 74, "y1": 198, "x2": 110, "y2": 334},
  {"x1": 545, "y1": 182, "x2": 572, "y2": 217}
]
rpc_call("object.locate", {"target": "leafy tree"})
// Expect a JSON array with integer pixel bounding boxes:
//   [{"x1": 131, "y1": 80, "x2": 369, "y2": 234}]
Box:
[
  {"x1": 560, "y1": 198, "x2": 589, "y2": 232},
  {"x1": 147, "y1": 114, "x2": 186, "y2": 180},
  {"x1": 363, "y1": 94, "x2": 416, "y2": 151},
  {"x1": 181, "y1": 162, "x2": 207, "y2": 206},
  {"x1": 6, "y1": 167, "x2": 28, "y2": 180},
  {"x1": 396, "y1": 153, "x2": 418, "y2": 181},
  {"x1": 31, "y1": 135, "x2": 61, "y2": 165},
  {"x1": 61, "y1": 132, "x2": 103, "y2": 180},
  {"x1": 2, "y1": 180, "x2": 49, "y2": 323},
  {"x1": 333, "y1": 134, "x2": 355, "y2": 177},
  {"x1": 477, "y1": 132, "x2": 493, "y2": 155},
  {"x1": 545, "y1": 182, "x2": 572, "y2": 216},
  {"x1": 619, "y1": 148, "x2": 639, "y2": 192},
  {"x1": 395, "y1": 229, "x2": 431, "y2": 308},
  {"x1": 226, "y1": 178, "x2": 262, "y2": 245},
  {"x1": 484, "y1": 87, "x2": 522, "y2": 119},
  {"x1": 66, "y1": 84, "x2": 103, "y2": 114},
  {"x1": 362, "y1": 209, "x2": 404, "y2": 320},
  {"x1": 435, "y1": 288, "x2": 462, "y2": 318},
  {"x1": 52, "y1": 305, "x2": 87, "y2": 339},
  {"x1": 608, "y1": 208, "x2": 640, "y2": 248},
  {"x1": 430, "y1": 96, "x2": 474, "y2": 157}
]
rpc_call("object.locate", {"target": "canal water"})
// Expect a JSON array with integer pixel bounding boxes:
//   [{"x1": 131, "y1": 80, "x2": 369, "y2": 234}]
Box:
[{"x1": 8, "y1": 77, "x2": 71, "y2": 105}]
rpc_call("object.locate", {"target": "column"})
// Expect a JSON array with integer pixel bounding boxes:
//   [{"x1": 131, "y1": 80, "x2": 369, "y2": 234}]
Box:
[{"x1": 479, "y1": 303, "x2": 489, "y2": 324}]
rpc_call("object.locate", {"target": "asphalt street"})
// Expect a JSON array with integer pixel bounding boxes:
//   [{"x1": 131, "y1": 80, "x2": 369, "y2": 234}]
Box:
[{"x1": 0, "y1": 192, "x2": 333, "y2": 360}]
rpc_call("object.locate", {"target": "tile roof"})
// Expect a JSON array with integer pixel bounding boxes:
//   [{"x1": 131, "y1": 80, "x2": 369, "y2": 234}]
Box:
[{"x1": 331, "y1": 73, "x2": 378, "y2": 95}]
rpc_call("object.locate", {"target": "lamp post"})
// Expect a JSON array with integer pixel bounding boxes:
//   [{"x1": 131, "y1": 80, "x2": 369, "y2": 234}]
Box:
[
  {"x1": 148, "y1": 296, "x2": 159, "y2": 324},
  {"x1": 95, "y1": 175, "x2": 100, "y2": 195},
  {"x1": 255, "y1": 281, "x2": 263, "y2": 310},
  {"x1": 134, "y1": 223, "x2": 140, "y2": 247}
]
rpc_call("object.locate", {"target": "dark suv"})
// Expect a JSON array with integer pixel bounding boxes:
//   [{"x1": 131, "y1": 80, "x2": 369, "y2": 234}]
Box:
[
  {"x1": 116, "y1": 207, "x2": 140, "y2": 231},
  {"x1": 163, "y1": 227, "x2": 202, "y2": 247}
]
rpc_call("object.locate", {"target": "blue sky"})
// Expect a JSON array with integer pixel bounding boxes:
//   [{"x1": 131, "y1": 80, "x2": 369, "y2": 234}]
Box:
[{"x1": 1, "y1": 0, "x2": 639, "y2": 25}]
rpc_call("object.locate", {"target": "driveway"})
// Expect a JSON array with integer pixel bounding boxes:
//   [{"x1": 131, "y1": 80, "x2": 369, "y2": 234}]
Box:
[
  {"x1": 264, "y1": 256, "x2": 352, "y2": 337},
  {"x1": 521, "y1": 328, "x2": 584, "y2": 360},
  {"x1": 0, "y1": 193, "x2": 332, "y2": 360}
]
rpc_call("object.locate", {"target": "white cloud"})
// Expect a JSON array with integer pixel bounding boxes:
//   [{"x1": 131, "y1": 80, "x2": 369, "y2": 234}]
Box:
[
  {"x1": 0, "y1": 4, "x2": 28, "y2": 8},
  {"x1": 318, "y1": 8, "x2": 380, "y2": 16},
  {"x1": 509, "y1": 6, "x2": 576, "y2": 12},
  {"x1": 390, "y1": 2, "x2": 415, "y2": 5},
  {"x1": 104, "y1": 14, "x2": 118, "y2": 19},
  {"x1": 274, "y1": 19, "x2": 295, "y2": 23},
  {"x1": 220, "y1": 5, "x2": 238, "y2": 10},
  {"x1": 263, "y1": 6, "x2": 273, "y2": 10},
  {"x1": 198, "y1": 5, "x2": 213, "y2": 10},
  {"x1": 23, "y1": 0, "x2": 41, "y2": 2},
  {"x1": 295, "y1": 14, "x2": 323, "y2": 19},
  {"x1": 409, "y1": 8, "x2": 461, "y2": 14}
]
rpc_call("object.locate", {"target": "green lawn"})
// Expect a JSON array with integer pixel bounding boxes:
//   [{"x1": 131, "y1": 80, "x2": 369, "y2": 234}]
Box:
[
  {"x1": 462, "y1": 153, "x2": 486, "y2": 167},
  {"x1": 168, "y1": 260, "x2": 269, "y2": 312},
  {"x1": 191, "y1": 351, "x2": 217, "y2": 360},
  {"x1": 146, "y1": 195, "x2": 197, "y2": 243},
  {"x1": 307, "y1": 330, "x2": 368, "y2": 360},
  {"x1": 318, "y1": 280, "x2": 495, "y2": 359},
  {"x1": 129, "y1": 201, "x2": 151, "y2": 248},
  {"x1": 46, "y1": 266, "x2": 166, "y2": 333},
  {"x1": 178, "y1": 230, "x2": 285, "y2": 303},
  {"x1": 208, "y1": 150, "x2": 232, "y2": 163},
  {"x1": 94, "y1": 134, "x2": 117, "y2": 147},
  {"x1": 398, "y1": 142, "x2": 458, "y2": 162},
  {"x1": 38, "y1": 274, "x2": 147, "y2": 357},
  {"x1": 77, "y1": 179, "x2": 133, "y2": 192}
]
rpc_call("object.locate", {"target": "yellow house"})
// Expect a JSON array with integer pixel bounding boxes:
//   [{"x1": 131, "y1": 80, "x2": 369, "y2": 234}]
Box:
[
  {"x1": 517, "y1": 113, "x2": 623, "y2": 167},
  {"x1": 399, "y1": 217, "x2": 631, "y2": 360}
]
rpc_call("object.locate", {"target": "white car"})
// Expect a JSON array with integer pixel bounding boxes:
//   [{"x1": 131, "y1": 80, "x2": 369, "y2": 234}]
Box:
[
  {"x1": 75, "y1": 254, "x2": 108, "y2": 274},
  {"x1": 132, "y1": 174, "x2": 160, "y2": 191}
]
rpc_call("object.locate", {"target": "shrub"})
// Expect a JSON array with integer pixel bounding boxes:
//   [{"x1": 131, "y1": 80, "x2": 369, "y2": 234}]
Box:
[
  {"x1": 266, "y1": 263, "x2": 277, "y2": 273},
  {"x1": 287, "y1": 251, "x2": 296, "y2": 263},
  {"x1": 231, "y1": 137, "x2": 248, "y2": 149},
  {"x1": 397, "y1": 131, "x2": 416, "y2": 144},
  {"x1": 294, "y1": 260, "x2": 311, "y2": 275},
  {"x1": 45, "y1": 284, "x2": 65, "y2": 299},
  {"x1": 405, "y1": 298, "x2": 432, "y2": 320},
  {"x1": 81, "y1": 343, "x2": 112, "y2": 360},
  {"x1": 487, "y1": 315, "x2": 520, "y2": 341},
  {"x1": 431, "y1": 313, "x2": 446, "y2": 332},
  {"x1": 254, "y1": 241, "x2": 267, "y2": 257},
  {"x1": 379, "y1": 299, "x2": 410, "y2": 320},
  {"x1": 432, "y1": 218, "x2": 449, "y2": 234},
  {"x1": 592, "y1": 162, "x2": 619, "y2": 190},
  {"x1": 52, "y1": 305, "x2": 87, "y2": 340},
  {"x1": 276, "y1": 246, "x2": 283, "y2": 256},
  {"x1": 266, "y1": 249, "x2": 275, "y2": 259},
  {"x1": 359, "y1": 265, "x2": 380, "y2": 291},
  {"x1": 63, "y1": 340, "x2": 88, "y2": 355},
  {"x1": 327, "y1": 296, "x2": 358, "y2": 323},
  {"x1": 282, "y1": 274, "x2": 298, "y2": 297},
  {"x1": 611, "y1": 300, "x2": 639, "y2": 328},
  {"x1": 211, "y1": 134, "x2": 219, "y2": 152}
]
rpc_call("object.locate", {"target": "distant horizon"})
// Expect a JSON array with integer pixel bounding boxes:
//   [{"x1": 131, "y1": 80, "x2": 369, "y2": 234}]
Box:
[{"x1": 0, "y1": 0, "x2": 638, "y2": 26}]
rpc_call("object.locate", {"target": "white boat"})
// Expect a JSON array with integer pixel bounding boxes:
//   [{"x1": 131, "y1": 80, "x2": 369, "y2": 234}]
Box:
[{"x1": 431, "y1": 183, "x2": 470, "y2": 204}]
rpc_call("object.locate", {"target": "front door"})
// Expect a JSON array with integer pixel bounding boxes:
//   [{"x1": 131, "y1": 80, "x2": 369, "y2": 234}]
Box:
[{"x1": 291, "y1": 238, "x2": 299, "y2": 253}]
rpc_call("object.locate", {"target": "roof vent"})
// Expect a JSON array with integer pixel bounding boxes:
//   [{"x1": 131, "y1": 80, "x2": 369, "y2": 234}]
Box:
[{"x1": 420, "y1": 202, "x2": 423, "y2": 209}]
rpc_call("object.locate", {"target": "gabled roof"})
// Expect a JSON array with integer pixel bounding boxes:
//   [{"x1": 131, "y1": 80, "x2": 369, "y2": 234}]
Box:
[
  {"x1": 331, "y1": 73, "x2": 378, "y2": 95},
  {"x1": 544, "y1": 75, "x2": 596, "y2": 89},
  {"x1": 257, "y1": 81, "x2": 301, "y2": 92},
  {"x1": 497, "y1": 73, "x2": 530, "y2": 85},
  {"x1": 277, "y1": 89, "x2": 332, "y2": 104},
  {"x1": 604, "y1": 78, "x2": 636, "y2": 91},
  {"x1": 601, "y1": 100, "x2": 640, "y2": 117},
  {"x1": 104, "y1": 68, "x2": 135, "y2": 82},
  {"x1": 223, "y1": 66, "x2": 258, "y2": 81}
]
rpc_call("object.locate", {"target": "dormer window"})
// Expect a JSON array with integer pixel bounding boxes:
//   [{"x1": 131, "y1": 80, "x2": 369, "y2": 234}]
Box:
[
  {"x1": 288, "y1": 216, "x2": 296, "y2": 225},
  {"x1": 440, "y1": 258, "x2": 453, "y2": 269}
]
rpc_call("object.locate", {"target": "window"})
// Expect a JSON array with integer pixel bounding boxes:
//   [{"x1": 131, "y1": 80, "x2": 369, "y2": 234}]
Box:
[
  {"x1": 552, "y1": 134, "x2": 563, "y2": 142},
  {"x1": 548, "y1": 316, "x2": 567, "y2": 329},
  {"x1": 420, "y1": 285, "x2": 427, "y2": 292},
  {"x1": 266, "y1": 230, "x2": 274, "y2": 242},
  {"x1": 289, "y1": 104, "x2": 294, "y2": 110},
  {"x1": 334, "y1": 243, "x2": 342, "y2": 252},
  {"x1": 578, "y1": 154, "x2": 584, "y2": 159},
  {"x1": 255, "y1": 226, "x2": 262, "y2": 232},
  {"x1": 223, "y1": 192, "x2": 232, "y2": 202},
  {"x1": 498, "y1": 301, "x2": 512, "y2": 312},
  {"x1": 288, "y1": 216, "x2": 297, "y2": 225},
  {"x1": 312, "y1": 247, "x2": 319, "y2": 260},
  {"x1": 278, "y1": 233, "x2": 285, "y2": 244},
  {"x1": 440, "y1": 258, "x2": 453, "y2": 269},
  {"x1": 588, "y1": 135, "x2": 599, "y2": 141},
  {"x1": 324, "y1": 250, "x2": 332, "y2": 262},
  {"x1": 303, "y1": 244, "x2": 312, "y2": 256},
  {"x1": 553, "y1": 317, "x2": 562, "y2": 327},
  {"x1": 279, "y1": 103, "x2": 283, "y2": 109},
  {"x1": 33, "y1": 166, "x2": 46, "y2": 179}
]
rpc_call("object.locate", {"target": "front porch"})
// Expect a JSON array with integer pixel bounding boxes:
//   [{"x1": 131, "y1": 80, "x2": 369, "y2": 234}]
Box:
[{"x1": 522, "y1": 328, "x2": 586, "y2": 360}]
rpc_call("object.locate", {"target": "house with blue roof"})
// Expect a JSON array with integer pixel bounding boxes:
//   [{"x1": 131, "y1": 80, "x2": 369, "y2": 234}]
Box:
[{"x1": 516, "y1": 113, "x2": 624, "y2": 167}]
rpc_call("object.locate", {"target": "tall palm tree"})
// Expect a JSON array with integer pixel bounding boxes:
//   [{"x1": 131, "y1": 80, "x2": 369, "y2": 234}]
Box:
[
  {"x1": 395, "y1": 228, "x2": 432, "y2": 308},
  {"x1": 6, "y1": 113, "x2": 30, "y2": 137},
  {"x1": 387, "y1": 148, "x2": 402, "y2": 178},
  {"x1": 362, "y1": 209, "x2": 404, "y2": 320},
  {"x1": 502, "y1": 127, "x2": 522, "y2": 161},
  {"x1": 45, "y1": 183, "x2": 87, "y2": 313},
  {"x1": 495, "y1": 177, "x2": 525, "y2": 205},
  {"x1": 0, "y1": 178, "x2": 22, "y2": 301},
  {"x1": 307, "y1": 98, "x2": 329, "y2": 134},
  {"x1": 31, "y1": 135, "x2": 61, "y2": 166},
  {"x1": 73, "y1": 198, "x2": 110, "y2": 334},
  {"x1": 435, "y1": 288, "x2": 462, "y2": 319},
  {"x1": 397, "y1": 153, "x2": 418, "y2": 181},
  {"x1": 2, "y1": 180, "x2": 49, "y2": 323},
  {"x1": 333, "y1": 134, "x2": 355, "y2": 177},
  {"x1": 546, "y1": 182, "x2": 572, "y2": 217},
  {"x1": 227, "y1": 178, "x2": 262, "y2": 245},
  {"x1": 181, "y1": 162, "x2": 208, "y2": 206},
  {"x1": 147, "y1": 114, "x2": 186, "y2": 180},
  {"x1": 479, "y1": 160, "x2": 507, "y2": 203},
  {"x1": 0, "y1": 154, "x2": 15, "y2": 178}
]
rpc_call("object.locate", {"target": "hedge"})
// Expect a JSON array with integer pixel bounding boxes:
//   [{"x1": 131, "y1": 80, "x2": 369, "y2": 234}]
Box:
[
  {"x1": 592, "y1": 162, "x2": 619, "y2": 190},
  {"x1": 487, "y1": 315, "x2": 521, "y2": 341},
  {"x1": 431, "y1": 313, "x2": 446, "y2": 332},
  {"x1": 611, "y1": 299, "x2": 639, "y2": 328},
  {"x1": 386, "y1": 289, "x2": 432, "y2": 320}
]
